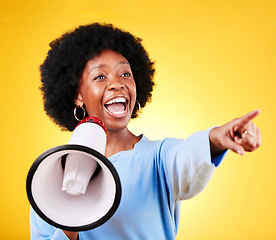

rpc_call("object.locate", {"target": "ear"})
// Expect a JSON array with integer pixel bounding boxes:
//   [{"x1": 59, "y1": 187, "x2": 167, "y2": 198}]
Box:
[{"x1": 74, "y1": 92, "x2": 84, "y2": 108}]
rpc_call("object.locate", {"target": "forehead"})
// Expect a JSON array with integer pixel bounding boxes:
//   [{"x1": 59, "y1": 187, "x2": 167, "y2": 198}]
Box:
[{"x1": 86, "y1": 50, "x2": 129, "y2": 68}]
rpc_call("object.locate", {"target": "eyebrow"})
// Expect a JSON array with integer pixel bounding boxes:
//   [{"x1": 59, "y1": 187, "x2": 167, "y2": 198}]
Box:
[
  {"x1": 89, "y1": 64, "x2": 107, "y2": 73},
  {"x1": 119, "y1": 61, "x2": 130, "y2": 66},
  {"x1": 89, "y1": 61, "x2": 130, "y2": 73}
]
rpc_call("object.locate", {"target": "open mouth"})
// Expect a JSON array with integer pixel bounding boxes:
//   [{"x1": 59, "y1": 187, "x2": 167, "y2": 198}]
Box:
[{"x1": 104, "y1": 97, "x2": 128, "y2": 117}]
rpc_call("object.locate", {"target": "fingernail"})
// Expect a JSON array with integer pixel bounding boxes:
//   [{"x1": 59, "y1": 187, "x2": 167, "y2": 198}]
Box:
[
  {"x1": 237, "y1": 149, "x2": 244, "y2": 156},
  {"x1": 240, "y1": 151, "x2": 245, "y2": 156}
]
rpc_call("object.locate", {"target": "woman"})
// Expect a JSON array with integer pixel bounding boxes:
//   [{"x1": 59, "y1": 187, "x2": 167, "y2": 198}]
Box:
[{"x1": 30, "y1": 23, "x2": 261, "y2": 240}]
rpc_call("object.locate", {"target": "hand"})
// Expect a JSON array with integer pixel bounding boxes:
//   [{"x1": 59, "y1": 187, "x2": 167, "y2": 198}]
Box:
[{"x1": 209, "y1": 109, "x2": 261, "y2": 157}]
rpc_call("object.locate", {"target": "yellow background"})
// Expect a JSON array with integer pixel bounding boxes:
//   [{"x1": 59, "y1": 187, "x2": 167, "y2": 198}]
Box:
[{"x1": 1, "y1": 0, "x2": 275, "y2": 239}]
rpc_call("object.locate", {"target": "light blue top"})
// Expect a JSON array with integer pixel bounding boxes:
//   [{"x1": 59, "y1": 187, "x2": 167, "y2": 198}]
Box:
[{"x1": 30, "y1": 129, "x2": 226, "y2": 240}]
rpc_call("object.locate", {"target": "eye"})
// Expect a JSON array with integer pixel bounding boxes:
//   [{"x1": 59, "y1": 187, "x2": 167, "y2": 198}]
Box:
[
  {"x1": 121, "y1": 72, "x2": 132, "y2": 78},
  {"x1": 94, "y1": 75, "x2": 106, "y2": 81}
]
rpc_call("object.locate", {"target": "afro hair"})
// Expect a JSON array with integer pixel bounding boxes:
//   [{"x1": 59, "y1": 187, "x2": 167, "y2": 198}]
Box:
[{"x1": 40, "y1": 23, "x2": 155, "y2": 131}]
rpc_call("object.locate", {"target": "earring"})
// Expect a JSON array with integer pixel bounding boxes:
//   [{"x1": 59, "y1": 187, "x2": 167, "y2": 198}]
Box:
[
  {"x1": 74, "y1": 106, "x2": 86, "y2": 121},
  {"x1": 136, "y1": 100, "x2": 141, "y2": 112}
]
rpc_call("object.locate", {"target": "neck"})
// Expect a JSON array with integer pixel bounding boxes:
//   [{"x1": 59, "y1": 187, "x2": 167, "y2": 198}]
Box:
[{"x1": 105, "y1": 128, "x2": 137, "y2": 158}]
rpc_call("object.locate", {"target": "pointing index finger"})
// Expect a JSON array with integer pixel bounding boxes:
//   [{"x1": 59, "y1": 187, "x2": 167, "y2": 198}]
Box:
[{"x1": 234, "y1": 109, "x2": 260, "y2": 131}]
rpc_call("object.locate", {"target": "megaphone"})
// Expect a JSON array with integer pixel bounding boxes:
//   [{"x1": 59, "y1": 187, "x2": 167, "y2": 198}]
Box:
[{"x1": 26, "y1": 117, "x2": 121, "y2": 232}]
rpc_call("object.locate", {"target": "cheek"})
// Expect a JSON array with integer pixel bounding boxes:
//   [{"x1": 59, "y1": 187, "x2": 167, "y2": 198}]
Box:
[
  {"x1": 129, "y1": 81, "x2": 137, "y2": 109},
  {"x1": 130, "y1": 79, "x2": 137, "y2": 96},
  {"x1": 133, "y1": 83, "x2": 137, "y2": 102},
  {"x1": 82, "y1": 86, "x2": 104, "y2": 111}
]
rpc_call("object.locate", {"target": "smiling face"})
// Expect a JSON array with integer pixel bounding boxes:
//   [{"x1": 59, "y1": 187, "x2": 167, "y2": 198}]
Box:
[{"x1": 75, "y1": 50, "x2": 136, "y2": 133}]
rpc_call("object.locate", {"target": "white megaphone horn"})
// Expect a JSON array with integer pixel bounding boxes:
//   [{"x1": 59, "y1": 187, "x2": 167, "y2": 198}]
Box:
[{"x1": 26, "y1": 117, "x2": 121, "y2": 232}]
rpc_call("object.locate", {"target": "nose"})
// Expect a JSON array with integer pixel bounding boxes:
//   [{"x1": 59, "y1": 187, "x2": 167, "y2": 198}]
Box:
[{"x1": 107, "y1": 76, "x2": 125, "y2": 91}]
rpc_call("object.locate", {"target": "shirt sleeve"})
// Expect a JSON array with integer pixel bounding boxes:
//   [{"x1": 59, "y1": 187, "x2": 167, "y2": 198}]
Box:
[
  {"x1": 30, "y1": 207, "x2": 69, "y2": 240},
  {"x1": 211, "y1": 150, "x2": 227, "y2": 167},
  {"x1": 159, "y1": 128, "x2": 227, "y2": 202}
]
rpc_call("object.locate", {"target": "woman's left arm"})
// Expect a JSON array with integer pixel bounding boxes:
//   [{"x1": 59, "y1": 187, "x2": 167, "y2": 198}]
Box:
[{"x1": 209, "y1": 109, "x2": 261, "y2": 158}]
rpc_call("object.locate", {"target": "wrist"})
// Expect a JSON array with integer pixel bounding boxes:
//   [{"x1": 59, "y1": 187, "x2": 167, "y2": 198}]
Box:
[{"x1": 209, "y1": 127, "x2": 226, "y2": 158}]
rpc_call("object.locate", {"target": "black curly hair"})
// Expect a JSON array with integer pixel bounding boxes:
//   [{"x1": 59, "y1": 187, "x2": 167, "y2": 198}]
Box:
[{"x1": 40, "y1": 23, "x2": 155, "y2": 131}]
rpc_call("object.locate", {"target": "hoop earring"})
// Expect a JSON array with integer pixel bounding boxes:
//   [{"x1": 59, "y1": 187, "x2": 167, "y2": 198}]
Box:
[
  {"x1": 136, "y1": 100, "x2": 141, "y2": 112},
  {"x1": 74, "y1": 106, "x2": 86, "y2": 121}
]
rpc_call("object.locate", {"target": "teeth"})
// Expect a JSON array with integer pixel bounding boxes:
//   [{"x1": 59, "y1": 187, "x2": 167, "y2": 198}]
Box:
[{"x1": 105, "y1": 97, "x2": 126, "y2": 105}]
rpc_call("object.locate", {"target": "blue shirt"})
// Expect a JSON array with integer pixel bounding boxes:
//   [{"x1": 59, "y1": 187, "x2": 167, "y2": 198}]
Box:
[{"x1": 30, "y1": 129, "x2": 226, "y2": 239}]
